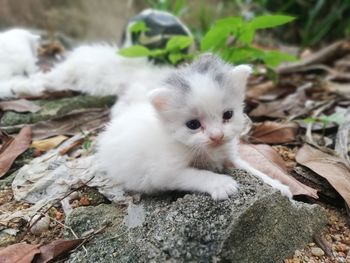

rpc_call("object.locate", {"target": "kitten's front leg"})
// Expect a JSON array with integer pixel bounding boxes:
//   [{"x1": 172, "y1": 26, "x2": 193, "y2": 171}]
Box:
[
  {"x1": 168, "y1": 168, "x2": 239, "y2": 200},
  {"x1": 230, "y1": 158, "x2": 293, "y2": 199}
]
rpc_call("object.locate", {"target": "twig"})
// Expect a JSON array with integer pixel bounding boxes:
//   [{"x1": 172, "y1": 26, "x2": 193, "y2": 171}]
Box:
[
  {"x1": 305, "y1": 100, "x2": 336, "y2": 147},
  {"x1": 313, "y1": 233, "x2": 334, "y2": 259},
  {"x1": 40, "y1": 212, "x2": 88, "y2": 254},
  {"x1": 277, "y1": 40, "x2": 350, "y2": 74},
  {"x1": 18, "y1": 176, "x2": 95, "y2": 242},
  {"x1": 335, "y1": 108, "x2": 350, "y2": 167}
]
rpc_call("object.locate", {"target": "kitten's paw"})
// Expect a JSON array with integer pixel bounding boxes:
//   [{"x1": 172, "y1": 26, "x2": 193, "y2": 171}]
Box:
[
  {"x1": 273, "y1": 181, "x2": 293, "y2": 199},
  {"x1": 279, "y1": 184, "x2": 293, "y2": 199},
  {"x1": 207, "y1": 175, "x2": 239, "y2": 201}
]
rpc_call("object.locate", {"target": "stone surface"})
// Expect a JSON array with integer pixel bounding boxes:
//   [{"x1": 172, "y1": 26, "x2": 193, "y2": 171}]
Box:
[{"x1": 66, "y1": 171, "x2": 326, "y2": 263}]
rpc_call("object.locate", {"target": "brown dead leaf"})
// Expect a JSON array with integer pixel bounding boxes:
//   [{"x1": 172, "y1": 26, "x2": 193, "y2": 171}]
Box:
[
  {"x1": 239, "y1": 143, "x2": 318, "y2": 198},
  {"x1": 29, "y1": 109, "x2": 109, "y2": 140},
  {"x1": 31, "y1": 135, "x2": 68, "y2": 152},
  {"x1": 249, "y1": 121, "x2": 299, "y2": 144},
  {"x1": 296, "y1": 144, "x2": 350, "y2": 206},
  {"x1": 249, "y1": 88, "x2": 307, "y2": 119},
  {"x1": 0, "y1": 129, "x2": 14, "y2": 155},
  {"x1": 0, "y1": 242, "x2": 40, "y2": 263},
  {"x1": 34, "y1": 239, "x2": 83, "y2": 263},
  {"x1": 0, "y1": 126, "x2": 32, "y2": 177},
  {"x1": 246, "y1": 80, "x2": 275, "y2": 99},
  {"x1": 0, "y1": 99, "x2": 41, "y2": 113},
  {"x1": 2, "y1": 108, "x2": 110, "y2": 140}
]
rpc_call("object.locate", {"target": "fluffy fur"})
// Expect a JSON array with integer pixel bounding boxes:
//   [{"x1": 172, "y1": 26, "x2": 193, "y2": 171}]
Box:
[
  {"x1": 97, "y1": 55, "x2": 292, "y2": 200},
  {"x1": 0, "y1": 29, "x2": 40, "y2": 98},
  {"x1": 0, "y1": 29, "x2": 292, "y2": 199}
]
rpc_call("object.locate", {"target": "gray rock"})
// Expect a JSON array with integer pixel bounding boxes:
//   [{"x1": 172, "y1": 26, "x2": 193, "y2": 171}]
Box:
[{"x1": 66, "y1": 170, "x2": 326, "y2": 263}]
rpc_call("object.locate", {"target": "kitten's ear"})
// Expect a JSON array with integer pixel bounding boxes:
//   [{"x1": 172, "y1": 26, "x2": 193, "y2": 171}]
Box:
[
  {"x1": 231, "y1": 65, "x2": 252, "y2": 91},
  {"x1": 148, "y1": 88, "x2": 172, "y2": 111}
]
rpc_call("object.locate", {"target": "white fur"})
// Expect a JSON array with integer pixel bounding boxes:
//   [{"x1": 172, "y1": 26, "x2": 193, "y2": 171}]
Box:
[
  {"x1": 0, "y1": 29, "x2": 40, "y2": 98},
  {"x1": 0, "y1": 29, "x2": 39, "y2": 80}
]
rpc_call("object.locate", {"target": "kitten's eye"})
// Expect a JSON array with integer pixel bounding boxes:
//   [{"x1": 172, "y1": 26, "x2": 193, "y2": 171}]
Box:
[
  {"x1": 186, "y1": 119, "x2": 201, "y2": 130},
  {"x1": 223, "y1": 110, "x2": 233, "y2": 120}
]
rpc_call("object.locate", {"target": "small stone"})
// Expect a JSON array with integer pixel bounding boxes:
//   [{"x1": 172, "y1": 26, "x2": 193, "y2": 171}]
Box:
[
  {"x1": 335, "y1": 243, "x2": 348, "y2": 252},
  {"x1": 294, "y1": 250, "x2": 302, "y2": 257},
  {"x1": 311, "y1": 247, "x2": 325, "y2": 257},
  {"x1": 30, "y1": 215, "x2": 50, "y2": 236}
]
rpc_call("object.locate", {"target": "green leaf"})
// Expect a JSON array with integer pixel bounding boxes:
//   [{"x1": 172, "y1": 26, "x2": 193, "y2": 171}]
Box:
[
  {"x1": 168, "y1": 53, "x2": 184, "y2": 64},
  {"x1": 261, "y1": 50, "x2": 297, "y2": 68},
  {"x1": 303, "y1": 117, "x2": 317, "y2": 124},
  {"x1": 200, "y1": 26, "x2": 229, "y2": 51},
  {"x1": 215, "y1": 17, "x2": 243, "y2": 29},
  {"x1": 238, "y1": 24, "x2": 255, "y2": 44},
  {"x1": 129, "y1": 21, "x2": 149, "y2": 33},
  {"x1": 249, "y1": 15, "x2": 295, "y2": 30},
  {"x1": 149, "y1": 49, "x2": 167, "y2": 56},
  {"x1": 118, "y1": 45, "x2": 151, "y2": 57},
  {"x1": 166, "y1": 36, "x2": 193, "y2": 51},
  {"x1": 227, "y1": 47, "x2": 264, "y2": 64}
]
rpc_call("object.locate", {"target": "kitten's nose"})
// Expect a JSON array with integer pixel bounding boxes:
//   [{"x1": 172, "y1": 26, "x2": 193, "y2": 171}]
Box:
[{"x1": 209, "y1": 131, "x2": 224, "y2": 142}]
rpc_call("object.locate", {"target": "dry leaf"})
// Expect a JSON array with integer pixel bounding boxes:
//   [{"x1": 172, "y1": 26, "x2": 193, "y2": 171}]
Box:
[
  {"x1": 0, "y1": 99, "x2": 41, "y2": 113},
  {"x1": 0, "y1": 129, "x2": 14, "y2": 155},
  {"x1": 34, "y1": 239, "x2": 83, "y2": 263},
  {"x1": 239, "y1": 143, "x2": 318, "y2": 198},
  {"x1": 296, "y1": 144, "x2": 350, "y2": 206},
  {"x1": 2, "y1": 108, "x2": 110, "y2": 140},
  {"x1": 249, "y1": 121, "x2": 299, "y2": 144},
  {"x1": 249, "y1": 88, "x2": 307, "y2": 119},
  {"x1": 0, "y1": 126, "x2": 32, "y2": 177},
  {"x1": 32, "y1": 135, "x2": 68, "y2": 152},
  {"x1": 0, "y1": 242, "x2": 40, "y2": 263},
  {"x1": 246, "y1": 80, "x2": 275, "y2": 99}
]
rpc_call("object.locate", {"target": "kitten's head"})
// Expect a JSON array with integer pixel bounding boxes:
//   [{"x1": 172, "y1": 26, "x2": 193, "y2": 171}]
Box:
[{"x1": 149, "y1": 54, "x2": 251, "y2": 151}]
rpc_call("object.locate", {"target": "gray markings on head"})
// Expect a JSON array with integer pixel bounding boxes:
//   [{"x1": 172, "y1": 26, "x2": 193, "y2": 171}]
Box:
[{"x1": 164, "y1": 73, "x2": 190, "y2": 92}]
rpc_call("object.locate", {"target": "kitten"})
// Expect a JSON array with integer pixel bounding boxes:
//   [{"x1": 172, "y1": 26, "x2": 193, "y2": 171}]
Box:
[
  {"x1": 0, "y1": 29, "x2": 41, "y2": 98},
  {"x1": 97, "y1": 54, "x2": 292, "y2": 200}
]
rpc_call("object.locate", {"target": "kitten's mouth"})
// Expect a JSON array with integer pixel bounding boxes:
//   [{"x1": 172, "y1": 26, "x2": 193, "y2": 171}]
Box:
[{"x1": 209, "y1": 140, "x2": 225, "y2": 148}]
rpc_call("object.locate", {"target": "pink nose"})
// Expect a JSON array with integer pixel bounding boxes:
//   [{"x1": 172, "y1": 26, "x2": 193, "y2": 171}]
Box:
[{"x1": 209, "y1": 132, "x2": 224, "y2": 142}]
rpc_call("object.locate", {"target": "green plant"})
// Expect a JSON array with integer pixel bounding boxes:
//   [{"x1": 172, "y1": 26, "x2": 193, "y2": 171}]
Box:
[
  {"x1": 200, "y1": 15, "x2": 297, "y2": 68},
  {"x1": 254, "y1": 0, "x2": 350, "y2": 46},
  {"x1": 120, "y1": 21, "x2": 194, "y2": 65},
  {"x1": 304, "y1": 113, "x2": 345, "y2": 127},
  {"x1": 119, "y1": 15, "x2": 297, "y2": 69},
  {"x1": 303, "y1": 113, "x2": 346, "y2": 138}
]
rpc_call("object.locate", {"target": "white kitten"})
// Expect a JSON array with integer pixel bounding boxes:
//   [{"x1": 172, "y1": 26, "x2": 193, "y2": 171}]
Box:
[
  {"x1": 97, "y1": 55, "x2": 292, "y2": 200},
  {"x1": 0, "y1": 43, "x2": 172, "y2": 99},
  {"x1": 0, "y1": 29, "x2": 40, "y2": 98}
]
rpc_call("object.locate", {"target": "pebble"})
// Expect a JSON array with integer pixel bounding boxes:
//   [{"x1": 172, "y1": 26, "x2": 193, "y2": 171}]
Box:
[
  {"x1": 311, "y1": 247, "x2": 325, "y2": 257},
  {"x1": 335, "y1": 243, "x2": 348, "y2": 252},
  {"x1": 294, "y1": 250, "x2": 302, "y2": 257},
  {"x1": 30, "y1": 215, "x2": 50, "y2": 235}
]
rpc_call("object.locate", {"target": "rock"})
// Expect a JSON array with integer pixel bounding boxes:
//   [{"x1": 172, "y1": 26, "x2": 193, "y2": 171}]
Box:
[
  {"x1": 65, "y1": 170, "x2": 326, "y2": 263},
  {"x1": 311, "y1": 247, "x2": 325, "y2": 257},
  {"x1": 30, "y1": 215, "x2": 50, "y2": 236},
  {"x1": 0, "y1": 95, "x2": 116, "y2": 127}
]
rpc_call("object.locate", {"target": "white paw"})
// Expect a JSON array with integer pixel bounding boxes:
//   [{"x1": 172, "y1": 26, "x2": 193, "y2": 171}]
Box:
[
  {"x1": 207, "y1": 175, "x2": 239, "y2": 201},
  {"x1": 275, "y1": 181, "x2": 293, "y2": 199},
  {"x1": 278, "y1": 184, "x2": 293, "y2": 199}
]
